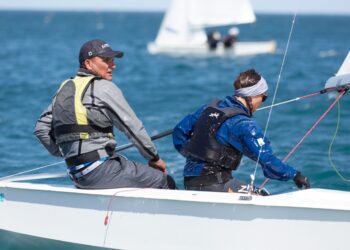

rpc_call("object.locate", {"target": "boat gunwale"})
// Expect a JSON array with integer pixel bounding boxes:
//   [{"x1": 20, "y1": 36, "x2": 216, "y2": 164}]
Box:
[{"x1": 1, "y1": 181, "x2": 350, "y2": 212}]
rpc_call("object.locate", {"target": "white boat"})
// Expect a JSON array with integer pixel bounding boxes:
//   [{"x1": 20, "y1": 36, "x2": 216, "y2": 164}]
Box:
[
  {"x1": 147, "y1": 0, "x2": 277, "y2": 57},
  {"x1": 1, "y1": 54, "x2": 350, "y2": 249},
  {"x1": 0, "y1": 182, "x2": 350, "y2": 250}
]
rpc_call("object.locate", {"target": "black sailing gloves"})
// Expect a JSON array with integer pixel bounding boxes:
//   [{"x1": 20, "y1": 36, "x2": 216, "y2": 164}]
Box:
[{"x1": 293, "y1": 171, "x2": 311, "y2": 189}]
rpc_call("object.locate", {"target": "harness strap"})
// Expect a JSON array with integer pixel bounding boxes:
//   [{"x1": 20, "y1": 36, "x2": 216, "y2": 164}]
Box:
[
  {"x1": 54, "y1": 124, "x2": 113, "y2": 138},
  {"x1": 65, "y1": 149, "x2": 108, "y2": 167},
  {"x1": 68, "y1": 157, "x2": 109, "y2": 179}
]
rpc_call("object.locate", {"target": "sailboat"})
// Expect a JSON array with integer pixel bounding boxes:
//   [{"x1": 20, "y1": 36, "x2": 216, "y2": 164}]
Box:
[
  {"x1": 147, "y1": 0, "x2": 277, "y2": 57},
  {"x1": 1, "y1": 52, "x2": 350, "y2": 250}
]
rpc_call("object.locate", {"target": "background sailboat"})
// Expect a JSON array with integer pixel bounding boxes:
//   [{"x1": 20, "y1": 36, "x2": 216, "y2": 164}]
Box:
[{"x1": 147, "y1": 0, "x2": 277, "y2": 56}]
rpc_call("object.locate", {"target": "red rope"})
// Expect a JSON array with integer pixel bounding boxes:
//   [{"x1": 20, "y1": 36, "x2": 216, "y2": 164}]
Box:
[
  {"x1": 298, "y1": 91, "x2": 324, "y2": 100},
  {"x1": 298, "y1": 86, "x2": 339, "y2": 100},
  {"x1": 104, "y1": 188, "x2": 145, "y2": 226},
  {"x1": 259, "y1": 89, "x2": 348, "y2": 189}
]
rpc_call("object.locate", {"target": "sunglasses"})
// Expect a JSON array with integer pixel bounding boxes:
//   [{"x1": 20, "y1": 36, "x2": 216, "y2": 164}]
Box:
[{"x1": 262, "y1": 93, "x2": 268, "y2": 102}]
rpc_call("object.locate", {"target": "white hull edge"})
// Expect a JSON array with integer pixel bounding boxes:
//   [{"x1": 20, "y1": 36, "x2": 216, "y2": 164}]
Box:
[
  {"x1": 0, "y1": 182, "x2": 349, "y2": 250},
  {"x1": 147, "y1": 40, "x2": 277, "y2": 57}
]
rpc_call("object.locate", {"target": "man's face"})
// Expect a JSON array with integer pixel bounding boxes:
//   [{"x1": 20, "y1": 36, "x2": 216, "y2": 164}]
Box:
[{"x1": 84, "y1": 56, "x2": 116, "y2": 81}]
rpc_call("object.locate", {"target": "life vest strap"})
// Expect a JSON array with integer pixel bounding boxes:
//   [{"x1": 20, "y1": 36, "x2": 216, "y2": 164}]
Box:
[
  {"x1": 67, "y1": 157, "x2": 108, "y2": 179},
  {"x1": 54, "y1": 124, "x2": 113, "y2": 138},
  {"x1": 65, "y1": 149, "x2": 108, "y2": 167}
]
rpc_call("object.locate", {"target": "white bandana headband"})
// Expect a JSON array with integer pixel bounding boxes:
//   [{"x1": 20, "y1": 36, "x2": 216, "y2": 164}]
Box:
[{"x1": 234, "y1": 76, "x2": 268, "y2": 97}]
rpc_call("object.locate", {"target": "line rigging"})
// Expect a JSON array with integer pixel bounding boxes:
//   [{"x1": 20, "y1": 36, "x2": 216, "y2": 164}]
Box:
[{"x1": 259, "y1": 87, "x2": 349, "y2": 189}]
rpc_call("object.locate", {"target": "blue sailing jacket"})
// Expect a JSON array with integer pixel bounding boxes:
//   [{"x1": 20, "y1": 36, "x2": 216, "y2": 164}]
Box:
[{"x1": 172, "y1": 96, "x2": 297, "y2": 180}]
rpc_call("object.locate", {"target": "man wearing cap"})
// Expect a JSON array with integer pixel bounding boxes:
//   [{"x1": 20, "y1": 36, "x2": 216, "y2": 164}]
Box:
[
  {"x1": 34, "y1": 39, "x2": 176, "y2": 189},
  {"x1": 172, "y1": 69, "x2": 310, "y2": 193}
]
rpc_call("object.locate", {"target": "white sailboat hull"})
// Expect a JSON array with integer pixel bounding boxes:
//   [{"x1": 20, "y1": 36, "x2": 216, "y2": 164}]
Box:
[
  {"x1": 0, "y1": 182, "x2": 349, "y2": 250},
  {"x1": 148, "y1": 40, "x2": 277, "y2": 57},
  {"x1": 148, "y1": 0, "x2": 276, "y2": 58}
]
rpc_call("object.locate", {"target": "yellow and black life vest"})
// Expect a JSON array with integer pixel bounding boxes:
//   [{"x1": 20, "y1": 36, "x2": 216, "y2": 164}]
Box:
[{"x1": 52, "y1": 75, "x2": 113, "y2": 143}]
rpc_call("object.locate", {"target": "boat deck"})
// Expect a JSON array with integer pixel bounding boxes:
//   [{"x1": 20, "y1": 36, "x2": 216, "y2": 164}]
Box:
[{"x1": 1, "y1": 181, "x2": 349, "y2": 211}]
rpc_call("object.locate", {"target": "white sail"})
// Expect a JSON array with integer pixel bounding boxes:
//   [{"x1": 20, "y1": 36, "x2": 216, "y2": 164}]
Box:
[
  {"x1": 148, "y1": 0, "x2": 276, "y2": 56},
  {"x1": 336, "y1": 51, "x2": 350, "y2": 76},
  {"x1": 155, "y1": 0, "x2": 256, "y2": 46},
  {"x1": 155, "y1": 0, "x2": 207, "y2": 46},
  {"x1": 325, "y1": 52, "x2": 350, "y2": 89},
  {"x1": 188, "y1": 0, "x2": 256, "y2": 28}
]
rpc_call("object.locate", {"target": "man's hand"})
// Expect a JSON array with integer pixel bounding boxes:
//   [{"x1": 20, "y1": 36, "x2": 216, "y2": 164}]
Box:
[
  {"x1": 149, "y1": 158, "x2": 167, "y2": 173},
  {"x1": 293, "y1": 171, "x2": 310, "y2": 189}
]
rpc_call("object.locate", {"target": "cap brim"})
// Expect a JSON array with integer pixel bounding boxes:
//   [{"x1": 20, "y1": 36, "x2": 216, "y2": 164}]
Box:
[{"x1": 99, "y1": 50, "x2": 124, "y2": 58}]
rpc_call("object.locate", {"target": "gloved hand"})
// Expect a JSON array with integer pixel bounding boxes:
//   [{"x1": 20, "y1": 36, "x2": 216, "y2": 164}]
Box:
[
  {"x1": 254, "y1": 187, "x2": 270, "y2": 196},
  {"x1": 293, "y1": 171, "x2": 310, "y2": 189}
]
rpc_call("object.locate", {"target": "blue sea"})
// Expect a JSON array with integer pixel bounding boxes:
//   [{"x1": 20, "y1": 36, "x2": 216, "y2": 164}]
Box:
[{"x1": 0, "y1": 11, "x2": 350, "y2": 195}]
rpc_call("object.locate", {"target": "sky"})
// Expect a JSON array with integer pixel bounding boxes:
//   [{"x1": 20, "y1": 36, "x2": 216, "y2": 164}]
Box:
[{"x1": 0, "y1": 0, "x2": 350, "y2": 15}]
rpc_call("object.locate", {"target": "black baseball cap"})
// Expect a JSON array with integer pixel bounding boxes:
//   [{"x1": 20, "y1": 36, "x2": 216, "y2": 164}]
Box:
[{"x1": 79, "y1": 39, "x2": 123, "y2": 63}]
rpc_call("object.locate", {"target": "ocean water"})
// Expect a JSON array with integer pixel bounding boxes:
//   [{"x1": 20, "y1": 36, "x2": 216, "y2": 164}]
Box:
[{"x1": 0, "y1": 11, "x2": 350, "y2": 195}]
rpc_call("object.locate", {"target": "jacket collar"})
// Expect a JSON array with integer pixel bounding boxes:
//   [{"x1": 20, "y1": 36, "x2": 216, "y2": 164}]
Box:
[
  {"x1": 77, "y1": 68, "x2": 96, "y2": 77},
  {"x1": 221, "y1": 96, "x2": 252, "y2": 117}
]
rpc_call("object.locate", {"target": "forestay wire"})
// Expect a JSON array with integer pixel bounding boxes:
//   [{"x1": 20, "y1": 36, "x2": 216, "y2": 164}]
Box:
[{"x1": 249, "y1": 13, "x2": 298, "y2": 190}]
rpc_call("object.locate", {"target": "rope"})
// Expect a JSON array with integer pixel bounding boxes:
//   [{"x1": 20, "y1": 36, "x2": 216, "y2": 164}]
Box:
[
  {"x1": 257, "y1": 88, "x2": 327, "y2": 111},
  {"x1": 250, "y1": 13, "x2": 297, "y2": 190},
  {"x1": 102, "y1": 188, "x2": 145, "y2": 246},
  {"x1": 0, "y1": 160, "x2": 65, "y2": 181},
  {"x1": 285, "y1": 93, "x2": 347, "y2": 162},
  {"x1": 259, "y1": 89, "x2": 349, "y2": 189},
  {"x1": 328, "y1": 101, "x2": 350, "y2": 181}
]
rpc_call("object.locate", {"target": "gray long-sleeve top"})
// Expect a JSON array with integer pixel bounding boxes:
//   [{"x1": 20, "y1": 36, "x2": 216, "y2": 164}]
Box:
[{"x1": 34, "y1": 69, "x2": 159, "y2": 161}]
